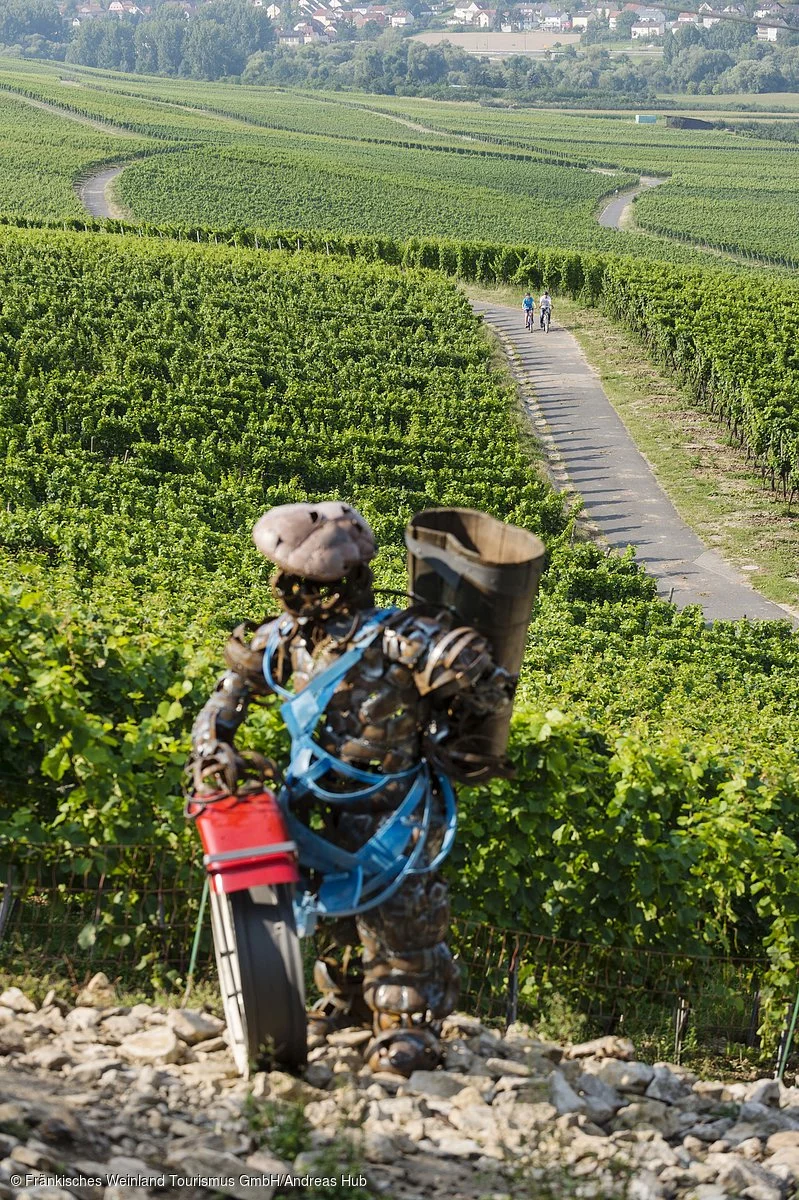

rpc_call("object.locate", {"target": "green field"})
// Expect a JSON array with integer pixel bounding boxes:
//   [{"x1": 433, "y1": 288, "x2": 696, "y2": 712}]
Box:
[
  {"x1": 634, "y1": 177, "x2": 799, "y2": 265},
  {"x1": 118, "y1": 140, "x2": 631, "y2": 245},
  {"x1": 4, "y1": 59, "x2": 799, "y2": 267},
  {"x1": 0, "y1": 90, "x2": 150, "y2": 218},
  {"x1": 353, "y1": 96, "x2": 799, "y2": 264}
]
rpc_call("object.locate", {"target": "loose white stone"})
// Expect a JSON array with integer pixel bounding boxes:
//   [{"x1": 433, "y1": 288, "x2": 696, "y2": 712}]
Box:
[
  {"x1": 0, "y1": 987, "x2": 36, "y2": 1014},
  {"x1": 746, "y1": 1079, "x2": 781, "y2": 1108},
  {"x1": 646, "y1": 1065, "x2": 691, "y2": 1105},
  {"x1": 567, "y1": 1036, "x2": 637, "y2": 1061},
  {"x1": 484, "y1": 1056, "x2": 530, "y2": 1079},
  {"x1": 406, "y1": 1070, "x2": 468, "y2": 1099},
  {"x1": 168, "y1": 1008, "x2": 225, "y2": 1045},
  {"x1": 75, "y1": 973, "x2": 116, "y2": 1009},
  {"x1": 548, "y1": 1070, "x2": 584, "y2": 1116},
  {"x1": 64, "y1": 1007, "x2": 102, "y2": 1032},
  {"x1": 582, "y1": 1057, "x2": 655, "y2": 1094},
  {"x1": 120, "y1": 1027, "x2": 183, "y2": 1066}
]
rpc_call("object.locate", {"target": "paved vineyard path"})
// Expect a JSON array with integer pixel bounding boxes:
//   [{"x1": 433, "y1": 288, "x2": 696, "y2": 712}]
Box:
[
  {"x1": 77, "y1": 163, "x2": 129, "y2": 220},
  {"x1": 598, "y1": 175, "x2": 665, "y2": 229},
  {"x1": 474, "y1": 300, "x2": 793, "y2": 622}
]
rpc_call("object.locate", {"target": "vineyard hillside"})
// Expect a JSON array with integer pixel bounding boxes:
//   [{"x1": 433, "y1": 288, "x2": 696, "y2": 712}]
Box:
[
  {"x1": 3, "y1": 225, "x2": 799, "y2": 1019},
  {"x1": 1, "y1": 45, "x2": 799, "y2": 1056},
  {"x1": 2, "y1": 59, "x2": 799, "y2": 267}
]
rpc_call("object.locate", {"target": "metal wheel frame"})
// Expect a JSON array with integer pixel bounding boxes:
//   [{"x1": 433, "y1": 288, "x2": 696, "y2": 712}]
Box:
[{"x1": 209, "y1": 881, "x2": 307, "y2": 1077}]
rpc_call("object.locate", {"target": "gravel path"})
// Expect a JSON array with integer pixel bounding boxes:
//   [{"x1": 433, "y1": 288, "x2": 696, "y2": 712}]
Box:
[
  {"x1": 475, "y1": 300, "x2": 793, "y2": 622},
  {"x1": 4, "y1": 983, "x2": 798, "y2": 1200}
]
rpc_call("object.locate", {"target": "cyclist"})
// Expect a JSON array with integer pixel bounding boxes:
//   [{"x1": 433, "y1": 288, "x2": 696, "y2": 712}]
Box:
[
  {"x1": 522, "y1": 291, "x2": 534, "y2": 331},
  {"x1": 539, "y1": 290, "x2": 552, "y2": 330}
]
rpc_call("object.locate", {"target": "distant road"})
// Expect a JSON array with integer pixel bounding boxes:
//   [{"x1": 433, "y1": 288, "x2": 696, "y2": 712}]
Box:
[{"x1": 598, "y1": 176, "x2": 666, "y2": 230}]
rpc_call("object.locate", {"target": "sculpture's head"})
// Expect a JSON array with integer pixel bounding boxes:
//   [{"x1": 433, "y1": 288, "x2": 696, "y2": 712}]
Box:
[{"x1": 252, "y1": 501, "x2": 376, "y2": 616}]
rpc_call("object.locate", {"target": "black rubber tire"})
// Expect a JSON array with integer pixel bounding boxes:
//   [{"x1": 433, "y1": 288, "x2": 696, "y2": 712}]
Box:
[{"x1": 209, "y1": 883, "x2": 307, "y2": 1076}]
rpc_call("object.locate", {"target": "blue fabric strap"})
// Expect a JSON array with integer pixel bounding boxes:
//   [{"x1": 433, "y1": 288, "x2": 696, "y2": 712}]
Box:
[{"x1": 262, "y1": 607, "x2": 458, "y2": 933}]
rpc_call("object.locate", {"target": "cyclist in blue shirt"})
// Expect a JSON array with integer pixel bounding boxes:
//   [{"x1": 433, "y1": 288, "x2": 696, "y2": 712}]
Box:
[{"x1": 522, "y1": 291, "x2": 534, "y2": 330}]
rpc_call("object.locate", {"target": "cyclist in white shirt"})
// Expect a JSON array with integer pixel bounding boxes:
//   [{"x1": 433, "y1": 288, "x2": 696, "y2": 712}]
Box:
[{"x1": 539, "y1": 291, "x2": 552, "y2": 329}]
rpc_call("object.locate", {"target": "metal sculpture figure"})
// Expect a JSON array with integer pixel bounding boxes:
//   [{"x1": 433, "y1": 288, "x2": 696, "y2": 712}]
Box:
[{"x1": 189, "y1": 501, "x2": 542, "y2": 1076}]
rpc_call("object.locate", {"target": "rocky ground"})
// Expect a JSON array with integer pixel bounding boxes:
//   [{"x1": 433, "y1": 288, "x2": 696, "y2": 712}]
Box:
[{"x1": 0, "y1": 976, "x2": 798, "y2": 1200}]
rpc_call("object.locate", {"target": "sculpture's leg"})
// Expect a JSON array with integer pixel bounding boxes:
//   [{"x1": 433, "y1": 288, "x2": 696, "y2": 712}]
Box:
[
  {"x1": 307, "y1": 918, "x2": 372, "y2": 1036},
  {"x1": 358, "y1": 870, "x2": 460, "y2": 1076}
]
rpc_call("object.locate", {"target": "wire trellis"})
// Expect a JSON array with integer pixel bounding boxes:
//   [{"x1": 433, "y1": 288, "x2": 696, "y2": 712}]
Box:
[{"x1": 0, "y1": 843, "x2": 788, "y2": 1073}]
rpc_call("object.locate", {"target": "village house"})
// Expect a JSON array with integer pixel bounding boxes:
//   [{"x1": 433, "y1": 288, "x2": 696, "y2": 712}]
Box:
[
  {"x1": 756, "y1": 22, "x2": 782, "y2": 39},
  {"x1": 288, "y1": 19, "x2": 321, "y2": 40},
  {"x1": 631, "y1": 17, "x2": 664, "y2": 36},
  {"x1": 452, "y1": 1, "x2": 485, "y2": 22},
  {"x1": 696, "y1": 2, "x2": 720, "y2": 26},
  {"x1": 390, "y1": 8, "x2": 415, "y2": 24},
  {"x1": 541, "y1": 10, "x2": 572, "y2": 30},
  {"x1": 514, "y1": 5, "x2": 537, "y2": 27},
  {"x1": 74, "y1": 2, "x2": 105, "y2": 19},
  {"x1": 351, "y1": 9, "x2": 387, "y2": 26}
]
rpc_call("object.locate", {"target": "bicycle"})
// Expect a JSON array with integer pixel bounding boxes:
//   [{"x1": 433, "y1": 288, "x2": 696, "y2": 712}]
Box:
[
  {"x1": 540, "y1": 308, "x2": 551, "y2": 333},
  {"x1": 524, "y1": 307, "x2": 534, "y2": 332}
]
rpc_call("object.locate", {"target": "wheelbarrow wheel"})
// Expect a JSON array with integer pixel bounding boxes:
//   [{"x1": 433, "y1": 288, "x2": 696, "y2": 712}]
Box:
[{"x1": 209, "y1": 882, "x2": 307, "y2": 1077}]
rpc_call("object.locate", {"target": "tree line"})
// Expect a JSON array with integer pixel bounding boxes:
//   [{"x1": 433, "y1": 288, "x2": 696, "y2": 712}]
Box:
[
  {"x1": 243, "y1": 26, "x2": 799, "y2": 98},
  {"x1": 1, "y1": 0, "x2": 274, "y2": 79},
  {"x1": 3, "y1": 0, "x2": 799, "y2": 93}
]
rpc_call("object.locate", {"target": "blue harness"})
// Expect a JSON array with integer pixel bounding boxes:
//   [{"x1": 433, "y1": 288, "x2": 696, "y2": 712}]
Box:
[{"x1": 264, "y1": 610, "x2": 457, "y2": 937}]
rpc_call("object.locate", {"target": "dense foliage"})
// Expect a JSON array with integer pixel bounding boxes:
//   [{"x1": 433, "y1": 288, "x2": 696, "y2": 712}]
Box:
[
  {"x1": 118, "y1": 141, "x2": 631, "y2": 246},
  {"x1": 1, "y1": 203, "x2": 798, "y2": 495},
  {"x1": 1, "y1": 0, "x2": 275, "y2": 80},
  {"x1": 0, "y1": 92, "x2": 150, "y2": 219},
  {"x1": 1, "y1": 54, "x2": 799, "y2": 1024},
  {"x1": 340, "y1": 94, "x2": 799, "y2": 264},
  {"x1": 3, "y1": 59, "x2": 799, "y2": 268},
  {"x1": 3, "y1": 226, "x2": 799, "y2": 1018},
  {"x1": 6, "y1": 0, "x2": 799, "y2": 100},
  {"x1": 634, "y1": 177, "x2": 799, "y2": 267}
]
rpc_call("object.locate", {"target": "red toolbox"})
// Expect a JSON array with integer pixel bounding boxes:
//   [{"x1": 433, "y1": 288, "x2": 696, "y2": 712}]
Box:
[{"x1": 188, "y1": 790, "x2": 299, "y2": 895}]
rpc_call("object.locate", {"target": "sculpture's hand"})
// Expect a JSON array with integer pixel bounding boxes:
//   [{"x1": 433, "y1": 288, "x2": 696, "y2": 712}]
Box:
[{"x1": 188, "y1": 742, "x2": 277, "y2": 796}]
